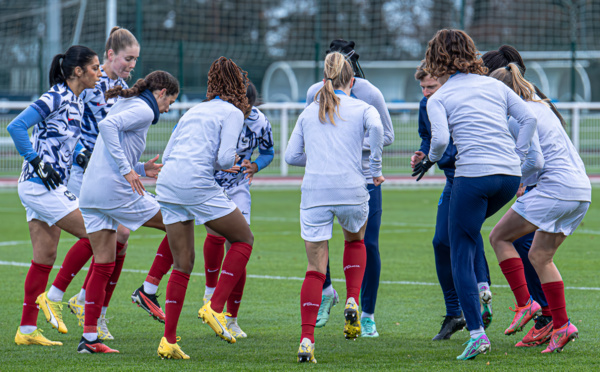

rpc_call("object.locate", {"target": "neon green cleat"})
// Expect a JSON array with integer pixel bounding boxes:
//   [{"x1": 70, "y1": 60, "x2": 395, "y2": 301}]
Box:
[
  {"x1": 361, "y1": 318, "x2": 379, "y2": 337},
  {"x1": 297, "y1": 337, "x2": 317, "y2": 363},
  {"x1": 67, "y1": 294, "x2": 85, "y2": 327},
  {"x1": 158, "y1": 336, "x2": 190, "y2": 359},
  {"x1": 456, "y1": 334, "x2": 491, "y2": 360},
  {"x1": 315, "y1": 289, "x2": 339, "y2": 328},
  {"x1": 198, "y1": 301, "x2": 236, "y2": 344},
  {"x1": 15, "y1": 328, "x2": 63, "y2": 346},
  {"x1": 36, "y1": 291, "x2": 67, "y2": 334},
  {"x1": 343, "y1": 298, "x2": 361, "y2": 340}
]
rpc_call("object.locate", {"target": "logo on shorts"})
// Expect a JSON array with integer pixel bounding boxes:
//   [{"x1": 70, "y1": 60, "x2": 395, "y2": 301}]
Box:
[
  {"x1": 343, "y1": 265, "x2": 360, "y2": 271},
  {"x1": 64, "y1": 190, "x2": 77, "y2": 201}
]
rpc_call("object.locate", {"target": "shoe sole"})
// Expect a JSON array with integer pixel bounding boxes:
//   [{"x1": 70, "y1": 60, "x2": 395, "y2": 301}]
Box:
[
  {"x1": 556, "y1": 331, "x2": 579, "y2": 353},
  {"x1": 344, "y1": 307, "x2": 360, "y2": 339},
  {"x1": 131, "y1": 294, "x2": 165, "y2": 324},
  {"x1": 298, "y1": 353, "x2": 315, "y2": 363}
]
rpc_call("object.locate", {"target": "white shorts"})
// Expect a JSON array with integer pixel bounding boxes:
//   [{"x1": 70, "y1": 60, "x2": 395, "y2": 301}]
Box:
[
  {"x1": 66, "y1": 164, "x2": 84, "y2": 198},
  {"x1": 160, "y1": 192, "x2": 238, "y2": 226},
  {"x1": 300, "y1": 202, "x2": 369, "y2": 242},
  {"x1": 80, "y1": 192, "x2": 160, "y2": 234},
  {"x1": 18, "y1": 181, "x2": 79, "y2": 226},
  {"x1": 227, "y1": 184, "x2": 251, "y2": 225},
  {"x1": 512, "y1": 188, "x2": 590, "y2": 236}
]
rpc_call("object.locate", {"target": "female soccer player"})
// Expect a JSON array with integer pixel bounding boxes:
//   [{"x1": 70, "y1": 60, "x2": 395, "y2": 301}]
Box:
[
  {"x1": 415, "y1": 29, "x2": 537, "y2": 360},
  {"x1": 77, "y1": 70, "x2": 179, "y2": 354},
  {"x1": 286, "y1": 52, "x2": 385, "y2": 363},
  {"x1": 129, "y1": 82, "x2": 274, "y2": 339},
  {"x1": 154, "y1": 57, "x2": 252, "y2": 360},
  {"x1": 489, "y1": 64, "x2": 590, "y2": 354},
  {"x1": 411, "y1": 61, "x2": 493, "y2": 340},
  {"x1": 7, "y1": 45, "x2": 101, "y2": 346},
  {"x1": 305, "y1": 39, "x2": 395, "y2": 337},
  {"x1": 202, "y1": 81, "x2": 274, "y2": 338},
  {"x1": 45, "y1": 26, "x2": 140, "y2": 340},
  {"x1": 483, "y1": 45, "x2": 560, "y2": 347}
]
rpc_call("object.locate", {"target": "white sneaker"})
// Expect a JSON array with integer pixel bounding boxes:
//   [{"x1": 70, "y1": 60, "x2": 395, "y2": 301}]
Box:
[
  {"x1": 97, "y1": 314, "x2": 114, "y2": 340},
  {"x1": 226, "y1": 317, "x2": 247, "y2": 338}
]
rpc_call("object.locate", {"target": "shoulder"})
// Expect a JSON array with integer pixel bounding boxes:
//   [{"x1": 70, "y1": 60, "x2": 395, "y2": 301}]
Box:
[{"x1": 352, "y1": 78, "x2": 384, "y2": 101}]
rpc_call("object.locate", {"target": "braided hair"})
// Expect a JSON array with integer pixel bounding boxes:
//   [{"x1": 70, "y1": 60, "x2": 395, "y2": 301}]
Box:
[{"x1": 105, "y1": 70, "x2": 179, "y2": 99}]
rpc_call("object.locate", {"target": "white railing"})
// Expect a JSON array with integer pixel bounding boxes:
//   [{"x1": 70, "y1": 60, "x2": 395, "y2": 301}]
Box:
[{"x1": 1, "y1": 101, "x2": 600, "y2": 176}]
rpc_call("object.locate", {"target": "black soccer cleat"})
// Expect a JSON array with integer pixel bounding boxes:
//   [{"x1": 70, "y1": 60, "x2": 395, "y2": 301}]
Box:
[{"x1": 432, "y1": 314, "x2": 467, "y2": 340}]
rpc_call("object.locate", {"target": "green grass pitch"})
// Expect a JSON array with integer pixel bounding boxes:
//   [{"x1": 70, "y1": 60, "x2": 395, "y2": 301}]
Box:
[{"x1": 1, "y1": 187, "x2": 599, "y2": 371}]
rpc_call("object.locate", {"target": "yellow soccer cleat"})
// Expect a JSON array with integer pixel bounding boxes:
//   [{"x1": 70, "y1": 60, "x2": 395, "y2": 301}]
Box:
[
  {"x1": 67, "y1": 294, "x2": 85, "y2": 327},
  {"x1": 343, "y1": 298, "x2": 361, "y2": 340},
  {"x1": 198, "y1": 301, "x2": 236, "y2": 344},
  {"x1": 97, "y1": 314, "x2": 114, "y2": 340},
  {"x1": 226, "y1": 317, "x2": 247, "y2": 338},
  {"x1": 36, "y1": 291, "x2": 67, "y2": 334},
  {"x1": 15, "y1": 328, "x2": 63, "y2": 346},
  {"x1": 297, "y1": 337, "x2": 317, "y2": 363},
  {"x1": 157, "y1": 336, "x2": 190, "y2": 359}
]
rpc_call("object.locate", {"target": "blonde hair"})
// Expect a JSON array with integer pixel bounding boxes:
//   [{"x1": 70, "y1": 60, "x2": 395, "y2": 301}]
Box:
[
  {"x1": 490, "y1": 63, "x2": 548, "y2": 105},
  {"x1": 314, "y1": 52, "x2": 354, "y2": 125}
]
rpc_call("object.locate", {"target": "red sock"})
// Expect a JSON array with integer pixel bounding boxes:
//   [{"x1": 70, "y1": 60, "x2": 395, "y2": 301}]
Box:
[
  {"x1": 103, "y1": 242, "x2": 126, "y2": 307},
  {"x1": 21, "y1": 261, "x2": 53, "y2": 326},
  {"x1": 146, "y1": 236, "x2": 173, "y2": 285},
  {"x1": 83, "y1": 262, "x2": 115, "y2": 334},
  {"x1": 164, "y1": 269, "x2": 190, "y2": 344},
  {"x1": 541, "y1": 306, "x2": 552, "y2": 317},
  {"x1": 82, "y1": 258, "x2": 93, "y2": 291},
  {"x1": 52, "y1": 238, "x2": 93, "y2": 292},
  {"x1": 300, "y1": 271, "x2": 326, "y2": 343},
  {"x1": 499, "y1": 257, "x2": 530, "y2": 307},
  {"x1": 343, "y1": 240, "x2": 367, "y2": 305},
  {"x1": 226, "y1": 269, "x2": 246, "y2": 318},
  {"x1": 541, "y1": 281, "x2": 568, "y2": 327},
  {"x1": 204, "y1": 234, "x2": 226, "y2": 288},
  {"x1": 210, "y1": 242, "x2": 252, "y2": 312}
]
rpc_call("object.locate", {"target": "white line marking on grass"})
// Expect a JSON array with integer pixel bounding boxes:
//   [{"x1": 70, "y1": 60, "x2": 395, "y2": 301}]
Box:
[{"x1": 1, "y1": 259, "x2": 599, "y2": 291}]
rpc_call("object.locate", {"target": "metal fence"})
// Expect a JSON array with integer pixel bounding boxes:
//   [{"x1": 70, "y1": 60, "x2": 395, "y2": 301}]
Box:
[{"x1": 1, "y1": 101, "x2": 600, "y2": 177}]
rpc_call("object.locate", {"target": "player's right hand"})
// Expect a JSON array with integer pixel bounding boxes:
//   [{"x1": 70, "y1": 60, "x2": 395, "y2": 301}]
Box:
[
  {"x1": 30, "y1": 156, "x2": 62, "y2": 191},
  {"x1": 411, "y1": 151, "x2": 426, "y2": 169},
  {"x1": 373, "y1": 176, "x2": 385, "y2": 187},
  {"x1": 75, "y1": 149, "x2": 92, "y2": 172},
  {"x1": 124, "y1": 169, "x2": 145, "y2": 195}
]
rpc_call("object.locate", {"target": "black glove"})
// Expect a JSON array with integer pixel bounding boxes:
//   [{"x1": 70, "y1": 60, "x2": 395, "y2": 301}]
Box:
[
  {"x1": 75, "y1": 149, "x2": 92, "y2": 172},
  {"x1": 29, "y1": 156, "x2": 62, "y2": 190},
  {"x1": 411, "y1": 155, "x2": 436, "y2": 182}
]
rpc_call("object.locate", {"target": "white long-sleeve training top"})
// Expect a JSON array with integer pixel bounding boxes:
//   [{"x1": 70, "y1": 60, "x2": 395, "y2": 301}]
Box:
[
  {"x1": 427, "y1": 73, "x2": 537, "y2": 178},
  {"x1": 507, "y1": 112, "x2": 544, "y2": 185},
  {"x1": 306, "y1": 78, "x2": 394, "y2": 182},
  {"x1": 527, "y1": 101, "x2": 591, "y2": 201},
  {"x1": 156, "y1": 98, "x2": 244, "y2": 205},
  {"x1": 79, "y1": 96, "x2": 150, "y2": 209},
  {"x1": 285, "y1": 91, "x2": 384, "y2": 209}
]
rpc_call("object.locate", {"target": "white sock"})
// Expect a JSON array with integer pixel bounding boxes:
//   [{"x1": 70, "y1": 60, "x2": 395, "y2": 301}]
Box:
[
  {"x1": 47, "y1": 285, "x2": 64, "y2": 302},
  {"x1": 469, "y1": 327, "x2": 485, "y2": 339},
  {"x1": 225, "y1": 316, "x2": 237, "y2": 322},
  {"x1": 83, "y1": 332, "x2": 98, "y2": 342},
  {"x1": 143, "y1": 281, "x2": 158, "y2": 295},
  {"x1": 20, "y1": 325, "x2": 37, "y2": 334},
  {"x1": 322, "y1": 284, "x2": 334, "y2": 296},
  {"x1": 477, "y1": 282, "x2": 490, "y2": 292},
  {"x1": 77, "y1": 288, "x2": 86, "y2": 304},
  {"x1": 361, "y1": 312, "x2": 374, "y2": 321},
  {"x1": 204, "y1": 286, "x2": 216, "y2": 296},
  {"x1": 101, "y1": 306, "x2": 108, "y2": 316}
]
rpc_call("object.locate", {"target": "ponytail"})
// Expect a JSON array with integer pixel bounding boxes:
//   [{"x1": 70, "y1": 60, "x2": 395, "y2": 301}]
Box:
[
  {"x1": 105, "y1": 70, "x2": 179, "y2": 99},
  {"x1": 49, "y1": 54, "x2": 67, "y2": 86},
  {"x1": 315, "y1": 52, "x2": 353, "y2": 125},
  {"x1": 491, "y1": 63, "x2": 545, "y2": 104},
  {"x1": 48, "y1": 45, "x2": 98, "y2": 87}
]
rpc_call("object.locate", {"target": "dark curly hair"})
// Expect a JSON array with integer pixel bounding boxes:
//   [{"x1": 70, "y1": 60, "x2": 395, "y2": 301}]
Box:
[
  {"x1": 105, "y1": 70, "x2": 179, "y2": 99},
  {"x1": 425, "y1": 29, "x2": 487, "y2": 78},
  {"x1": 206, "y1": 57, "x2": 251, "y2": 117}
]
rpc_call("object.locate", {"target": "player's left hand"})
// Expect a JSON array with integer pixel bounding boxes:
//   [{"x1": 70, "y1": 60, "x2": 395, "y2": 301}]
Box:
[
  {"x1": 516, "y1": 183, "x2": 525, "y2": 198},
  {"x1": 412, "y1": 155, "x2": 436, "y2": 181},
  {"x1": 241, "y1": 159, "x2": 258, "y2": 185},
  {"x1": 373, "y1": 175, "x2": 385, "y2": 187},
  {"x1": 144, "y1": 154, "x2": 163, "y2": 178}
]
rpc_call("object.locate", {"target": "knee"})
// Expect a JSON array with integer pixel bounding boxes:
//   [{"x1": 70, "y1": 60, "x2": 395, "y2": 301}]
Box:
[
  {"x1": 528, "y1": 249, "x2": 550, "y2": 269},
  {"x1": 173, "y1": 252, "x2": 195, "y2": 274},
  {"x1": 116, "y1": 227, "x2": 130, "y2": 245},
  {"x1": 244, "y1": 232, "x2": 254, "y2": 246}
]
